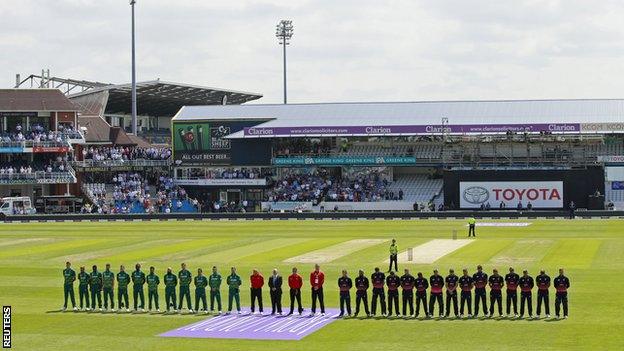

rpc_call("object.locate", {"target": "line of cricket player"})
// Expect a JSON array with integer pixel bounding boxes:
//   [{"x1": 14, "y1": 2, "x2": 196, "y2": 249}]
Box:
[{"x1": 61, "y1": 260, "x2": 571, "y2": 319}]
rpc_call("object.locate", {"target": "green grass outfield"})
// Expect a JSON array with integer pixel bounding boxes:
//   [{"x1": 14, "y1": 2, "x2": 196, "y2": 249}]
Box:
[{"x1": 1, "y1": 219, "x2": 623, "y2": 350}]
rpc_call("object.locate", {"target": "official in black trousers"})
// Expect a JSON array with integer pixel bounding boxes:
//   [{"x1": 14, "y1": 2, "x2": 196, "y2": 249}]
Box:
[
  {"x1": 268, "y1": 269, "x2": 283, "y2": 315},
  {"x1": 388, "y1": 239, "x2": 398, "y2": 272},
  {"x1": 287, "y1": 267, "x2": 303, "y2": 315}
]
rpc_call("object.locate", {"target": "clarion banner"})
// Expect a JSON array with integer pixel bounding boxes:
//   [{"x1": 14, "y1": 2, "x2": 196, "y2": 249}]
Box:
[
  {"x1": 244, "y1": 123, "x2": 581, "y2": 137},
  {"x1": 459, "y1": 181, "x2": 564, "y2": 209}
]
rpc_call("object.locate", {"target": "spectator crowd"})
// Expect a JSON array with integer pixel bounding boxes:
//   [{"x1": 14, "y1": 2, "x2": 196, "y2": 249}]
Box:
[
  {"x1": 82, "y1": 172, "x2": 195, "y2": 214},
  {"x1": 0, "y1": 158, "x2": 71, "y2": 178},
  {"x1": 1, "y1": 123, "x2": 80, "y2": 144},
  {"x1": 83, "y1": 146, "x2": 171, "y2": 162},
  {"x1": 267, "y1": 170, "x2": 394, "y2": 203}
]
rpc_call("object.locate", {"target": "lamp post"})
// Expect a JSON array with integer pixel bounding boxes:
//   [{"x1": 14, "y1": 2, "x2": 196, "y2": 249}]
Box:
[
  {"x1": 130, "y1": 0, "x2": 137, "y2": 135},
  {"x1": 275, "y1": 20, "x2": 293, "y2": 104}
]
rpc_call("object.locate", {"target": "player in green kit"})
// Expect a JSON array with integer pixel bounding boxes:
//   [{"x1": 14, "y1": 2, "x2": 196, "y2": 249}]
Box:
[
  {"x1": 209, "y1": 266, "x2": 223, "y2": 314},
  {"x1": 77, "y1": 266, "x2": 90, "y2": 311},
  {"x1": 62, "y1": 261, "x2": 77, "y2": 311},
  {"x1": 163, "y1": 267, "x2": 178, "y2": 313},
  {"x1": 178, "y1": 262, "x2": 193, "y2": 313},
  {"x1": 147, "y1": 266, "x2": 160, "y2": 312},
  {"x1": 117, "y1": 265, "x2": 130, "y2": 312},
  {"x1": 89, "y1": 265, "x2": 103, "y2": 311},
  {"x1": 194, "y1": 268, "x2": 208, "y2": 313},
  {"x1": 227, "y1": 266, "x2": 242, "y2": 314},
  {"x1": 102, "y1": 263, "x2": 115, "y2": 311},
  {"x1": 132, "y1": 263, "x2": 146, "y2": 312}
]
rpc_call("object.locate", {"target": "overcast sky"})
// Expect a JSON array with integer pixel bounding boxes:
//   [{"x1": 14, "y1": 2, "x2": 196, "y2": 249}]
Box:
[{"x1": 2, "y1": 0, "x2": 624, "y2": 104}]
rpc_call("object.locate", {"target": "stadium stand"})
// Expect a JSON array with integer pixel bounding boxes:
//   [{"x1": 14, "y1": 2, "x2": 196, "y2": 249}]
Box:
[
  {"x1": 83, "y1": 146, "x2": 171, "y2": 161},
  {"x1": 605, "y1": 182, "x2": 624, "y2": 210},
  {"x1": 387, "y1": 174, "x2": 443, "y2": 203},
  {"x1": 267, "y1": 169, "x2": 393, "y2": 203}
]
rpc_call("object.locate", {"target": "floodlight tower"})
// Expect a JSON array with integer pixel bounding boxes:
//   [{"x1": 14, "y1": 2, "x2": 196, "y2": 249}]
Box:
[
  {"x1": 276, "y1": 20, "x2": 294, "y2": 104},
  {"x1": 130, "y1": 0, "x2": 138, "y2": 135}
]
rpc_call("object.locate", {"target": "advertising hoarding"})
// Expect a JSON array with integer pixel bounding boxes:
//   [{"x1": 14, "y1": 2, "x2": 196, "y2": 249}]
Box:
[
  {"x1": 172, "y1": 120, "x2": 271, "y2": 166},
  {"x1": 272, "y1": 156, "x2": 416, "y2": 166},
  {"x1": 459, "y1": 181, "x2": 564, "y2": 208},
  {"x1": 244, "y1": 123, "x2": 581, "y2": 137}
]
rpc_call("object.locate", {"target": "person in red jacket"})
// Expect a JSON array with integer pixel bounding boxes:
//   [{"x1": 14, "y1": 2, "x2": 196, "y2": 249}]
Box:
[
  {"x1": 250, "y1": 269, "x2": 264, "y2": 314},
  {"x1": 309, "y1": 264, "x2": 325, "y2": 316},
  {"x1": 288, "y1": 267, "x2": 304, "y2": 315}
]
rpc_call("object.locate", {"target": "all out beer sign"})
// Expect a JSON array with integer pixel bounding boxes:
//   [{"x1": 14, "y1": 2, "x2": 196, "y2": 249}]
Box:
[{"x1": 460, "y1": 181, "x2": 563, "y2": 208}]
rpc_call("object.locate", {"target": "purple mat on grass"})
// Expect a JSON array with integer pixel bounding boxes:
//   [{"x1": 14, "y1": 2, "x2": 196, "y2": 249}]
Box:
[{"x1": 159, "y1": 308, "x2": 340, "y2": 340}]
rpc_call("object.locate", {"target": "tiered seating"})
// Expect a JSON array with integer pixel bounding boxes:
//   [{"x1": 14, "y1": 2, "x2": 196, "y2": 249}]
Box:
[
  {"x1": 413, "y1": 144, "x2": 442, "y2": 159},
  {"x1": 588, "y1": 141, "x2": 624, "y2": 156},
  {"x1": 388, "y1": 174, "x2": 443, "y2": 203}
]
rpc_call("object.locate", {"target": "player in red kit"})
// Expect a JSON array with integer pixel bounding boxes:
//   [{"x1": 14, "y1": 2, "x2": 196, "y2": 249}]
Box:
[
  {"x1": 337, "y1": 270, "x2": 353, "y2": 318},
  {"x1": 354, "y1": 270, "x2": 370, "y2": 317},
  {"x1": 370, "y1": 267, "x2": 386, "y2": 316},
  {"x1": 445, "y1": 269, "x2": 459, "y2": 318},
  {"x1": 472, "y1": 265, "x2": 488, "y2": 317},
  {"x1": 458, "y1": 268, "x2": 473, "y2": 318},
  {"x1": 414, "y1": 272, "x2": 428, "y2": 318},
  {"x1": 505, "y1": 267, "x2": 520, "y2": 317},
  {"x1": 400, "y1": 268, "x2": 415, "y2": 317},
  {"x1": 309, "y1": 264, "x2": 325, "y2": 316},
  {"x1": 385, "y1": 271, "x2": 401, "y2": 317},
  {"x1": 429, "y1": 269, "x2": 444, "y2": 318},
  {"x1": 554, "y1": 268, "x2": 570, "y2": 319},
  {"x1": 535, "y1": 269, "x2": 551, "y2": 318},
  {"x1": 488, "y1": 268, "x2": 504, "y2": 317},
  {"x1": 518, "y1": 270, "x2": 534, "y2": 318}
]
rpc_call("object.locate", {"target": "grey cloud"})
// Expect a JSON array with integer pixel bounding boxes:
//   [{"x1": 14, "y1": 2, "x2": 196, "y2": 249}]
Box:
[{"x1": 2, "y1": 0, "x2": 624, "y2": 103}]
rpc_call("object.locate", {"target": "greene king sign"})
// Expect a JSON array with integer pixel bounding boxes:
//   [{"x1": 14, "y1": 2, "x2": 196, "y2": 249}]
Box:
[{"x1": 459, "y1": 181, "x2": 563, "y2": 208}]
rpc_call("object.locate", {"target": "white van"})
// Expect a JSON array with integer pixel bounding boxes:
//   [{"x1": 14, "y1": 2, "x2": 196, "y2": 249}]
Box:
[{"x1": 0, "y1": 197, "x2": 36, "y2": 215}]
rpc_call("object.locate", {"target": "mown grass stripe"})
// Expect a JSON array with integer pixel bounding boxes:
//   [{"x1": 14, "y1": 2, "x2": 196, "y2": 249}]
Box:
[
  {"x1": 436, "y1": 239, "x2": 515, "y2": 266},
  {"x1": 60, "y1": 239, "x2": 174, "y2": 262},
  {"x1": 488, "y1": 239, "x2": 557, "y2": 266},
  {"x1": 0, "y1": 238, "x2": 109, "y2": 259},
  {"x1": 540, "y1": 238, "x2": 602, "y2": 269},
  {"x1": 194, "y1": 238, "x2": 310, "y2": 264}
]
